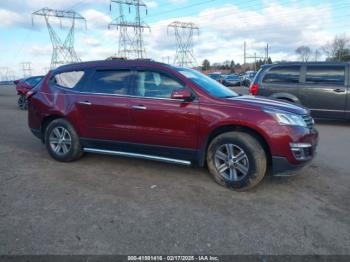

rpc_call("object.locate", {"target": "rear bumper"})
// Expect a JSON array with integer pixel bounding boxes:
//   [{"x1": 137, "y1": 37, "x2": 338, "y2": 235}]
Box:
[{"x1": 271, "y1": 156, "x2": 312, "y2": 176}]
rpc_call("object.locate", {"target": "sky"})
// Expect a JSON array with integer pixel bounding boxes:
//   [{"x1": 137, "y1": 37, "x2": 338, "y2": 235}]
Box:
[{"x1": 0, "y1": 0, "x2": 350, "y2": 77}]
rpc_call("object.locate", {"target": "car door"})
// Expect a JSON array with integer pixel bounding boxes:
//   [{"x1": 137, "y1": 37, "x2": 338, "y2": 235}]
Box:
[
  {"x1": 259, "y1": 65, "x2": 301, "y2": 101},
  {"x1": 298, "y1": 64, "x2": 347, "y2": 119},
  {"x1": 128, "y1": 69, "x2": 199, "y2": 151},
  {"x1": 75, "y1": 68, "x2": 133, "y2": 142}
]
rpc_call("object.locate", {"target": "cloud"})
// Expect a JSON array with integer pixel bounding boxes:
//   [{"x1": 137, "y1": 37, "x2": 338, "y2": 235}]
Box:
[
  {"x1": 0, "y1": 9, "x2": 26, "y2": 27},
  {"x1": 144, "y1": 1, "x2": 158, "y2": 9},
  {"x1": 143, "y1": 2, "x2": 335, "y2": 64},
  {"x1": 81, "y1": 9, "x2": 111, "y2": 30}
]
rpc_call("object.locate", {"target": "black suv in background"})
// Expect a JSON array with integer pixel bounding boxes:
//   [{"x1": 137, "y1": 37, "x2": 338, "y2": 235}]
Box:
[{"x1": 250, "y1": 62, "x2": 349, "y2": 120}]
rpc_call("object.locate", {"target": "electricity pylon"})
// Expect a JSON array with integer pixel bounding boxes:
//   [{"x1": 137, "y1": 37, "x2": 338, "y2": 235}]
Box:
[
  {"x1": 0, "y1": 67, "x2": 9, "y2": 81},
  {"x1": 167, "y1": 21, "x2": 199, "y2": 67},
  {"x1": 21, "y1": 62, "x2": 32, "y2": 77},
  {"x1": 109, "y1": 0, "x2": 150, "y2": 59},
  {"x1": 32, "y1": 8, "x2": 86, "y2": 69}
]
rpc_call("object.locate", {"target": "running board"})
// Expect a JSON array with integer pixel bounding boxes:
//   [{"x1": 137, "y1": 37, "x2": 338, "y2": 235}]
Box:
[{"x1": 83, "y1": 148, "x2": 192, "y2": 166}]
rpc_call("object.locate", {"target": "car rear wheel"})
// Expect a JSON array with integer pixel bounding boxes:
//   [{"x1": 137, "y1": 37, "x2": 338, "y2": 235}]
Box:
[
  {"x1": 18, "y1": 95, "x2": 27, "y2": 110},
  {"x1": 206, "y1": 131, "x2": 267, "y2": 191},
  {"x1": 45, "y1": 119, "x2": 83, "y2": 162}
]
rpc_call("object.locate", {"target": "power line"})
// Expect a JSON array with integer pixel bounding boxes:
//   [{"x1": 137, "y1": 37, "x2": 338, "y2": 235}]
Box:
[
  {"x1": 168, "y1": 21, "x2": 199, "y2": 67},
  {"x1": 109, "y1": 0, "x2": 150, "y2": 59},
  {"x1": 32, "y1": 7, "x2": 87, "y2": 69}
]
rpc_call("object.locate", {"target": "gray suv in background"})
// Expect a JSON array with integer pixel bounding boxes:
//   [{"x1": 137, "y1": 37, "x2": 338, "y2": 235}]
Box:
[{"x1": 250, "y1": 62, "x2": 349, "y2": 120}]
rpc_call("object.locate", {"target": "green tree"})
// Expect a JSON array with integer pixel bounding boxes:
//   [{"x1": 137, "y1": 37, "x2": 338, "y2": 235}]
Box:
[{"x1": 202, "y1": 59, "x2": 210, "y2": 70}]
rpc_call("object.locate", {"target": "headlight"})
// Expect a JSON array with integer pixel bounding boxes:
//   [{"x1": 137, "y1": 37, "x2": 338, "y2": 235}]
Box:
[{"x1": 263, "y1": 108, "x2": 307, "y2": 127}]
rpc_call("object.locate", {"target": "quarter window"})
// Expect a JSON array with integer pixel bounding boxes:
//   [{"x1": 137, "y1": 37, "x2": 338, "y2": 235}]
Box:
[
  {"x1": 134, "y1": 71, "x2": 184, "y2": 98},
  {"x1": 89, "y1": 70, "x2": 132, "y2": 95},
  {"x1": 263, "y1": 66, "x2": 300, "y2": 84},
  {"x1": 306, "y1": 66, "x2": 345, "y2": 85},
  {"x1": 54, "y1": 71, "x2": 84, "y2": 89}
]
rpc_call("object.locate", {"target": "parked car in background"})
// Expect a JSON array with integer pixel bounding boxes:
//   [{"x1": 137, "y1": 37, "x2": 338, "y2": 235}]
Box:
[
  {"x1": 27, "y1": 59, "x2": 318, "y2": 191},
  {"x1": 208, "y1": 72, "x2": 223, "y2": 83},
  {"x1": 250, "y1": 62, "x2": 350, "y2": 120},
  {"x1": 242, "y1": 71, "x2": 257, "y2": 86},
  {"x1": 14, "y1": 75, "x2": 43, "y2": 110},
  {"x1": 222, "y1": 74, "x2": 241, "y2": 87}
]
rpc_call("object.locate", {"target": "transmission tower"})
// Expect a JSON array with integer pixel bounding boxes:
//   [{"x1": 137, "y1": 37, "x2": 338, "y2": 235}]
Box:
[
  {"x1": 0, "y1": 67, "x2": 9, "y2": 81},
  {"x1": 32, "y1": 8, "x2": 86, "y2": 69},
  {"x1": 21, "y1": 62, "x2": 32, "y2": 77},
  {"x1": 167, "y1": 21, "x2": 199, "y2": 67},
  {"x1": 109, "y1": 0, "x2": 150, "y2": 59}
]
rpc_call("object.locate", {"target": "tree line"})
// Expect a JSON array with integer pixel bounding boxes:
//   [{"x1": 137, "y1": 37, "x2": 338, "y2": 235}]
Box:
[{"x1": 295, "y1": 34, "x2": 350, "y2": 62}]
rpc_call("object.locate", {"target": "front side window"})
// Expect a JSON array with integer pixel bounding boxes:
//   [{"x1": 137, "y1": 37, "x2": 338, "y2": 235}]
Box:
[
  {"x1": 89, "y1": 70, "x2": 132, "y2": 95},
  {"x1": 177, "y1": 67, "x2": 238, "y2": 98},
  {"x1": 306, "y1": 66, "x2": 345, "y2": 85},
  {"x1": 54, "y1": 71, "x2": 84, "y2": 89},
  {"x1": 134, "y1": 71, "x2": 184, "y2": 98},
  {"x1": 263, "y1": 66, "x2": 300, "y2": 84}
]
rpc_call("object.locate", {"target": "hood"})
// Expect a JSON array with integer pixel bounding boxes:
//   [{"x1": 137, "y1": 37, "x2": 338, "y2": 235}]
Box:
[{"x1": 229, "y1": 95, "x2": 309, "y2": 115}]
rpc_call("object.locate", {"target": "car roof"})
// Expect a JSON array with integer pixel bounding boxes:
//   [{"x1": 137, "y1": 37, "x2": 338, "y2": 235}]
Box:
[
  {"x1": 53, "y1": 59, "x2": 173, "y2": 73},
  {"x1": 263, "y1": 61, "x2": 350, "y2": 67}
]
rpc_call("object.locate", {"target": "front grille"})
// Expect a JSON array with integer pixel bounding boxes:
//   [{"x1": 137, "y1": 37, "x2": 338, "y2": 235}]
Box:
[{"x1": 302, "y1": 115, "x2": 315, "y2": 129}]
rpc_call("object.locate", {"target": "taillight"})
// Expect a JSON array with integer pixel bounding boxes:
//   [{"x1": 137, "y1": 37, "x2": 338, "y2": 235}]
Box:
[{"x1": 249, "y1": 83, "x2": 259, "y2": 95}]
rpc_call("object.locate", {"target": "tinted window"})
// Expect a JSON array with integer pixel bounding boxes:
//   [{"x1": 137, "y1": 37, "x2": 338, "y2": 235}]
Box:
[
  {"x1": 263, "y1": 66, "x2": 300, "y2": 84},
  {"x1": 177, "y1": 67, "x2": 238, "y2": 98},
  {"x1": 134, "y1": 71, "x2": 184, "y2": 98},
  {"x1": 54, "y1": 71, "x2": 84, "y2": 89},
  {"x1": 89, "y1": 70, "x2": 131, "y2": 94},
  {"x1": 25, "y1": 77, "x2": 42, "y2": 87},
  {"x1": 306, "y1": 66, "x2": 345, "y2": 85}
]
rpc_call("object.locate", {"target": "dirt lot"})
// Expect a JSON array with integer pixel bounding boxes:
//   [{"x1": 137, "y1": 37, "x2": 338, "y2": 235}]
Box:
[{"x1": 0, "y1": 85, "x2": 349, "y2": 255}]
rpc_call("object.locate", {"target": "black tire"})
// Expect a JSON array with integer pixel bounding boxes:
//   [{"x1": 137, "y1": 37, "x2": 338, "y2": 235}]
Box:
[
  {"x1": 44, "y1": 118, "x2": 83, "y2": 162},
  {"x1": 206, "y1": 131, "x2": 267, "y2": 191},
  {"x1": 18, "y1": 95, "x2": 27, "y2": 110}
]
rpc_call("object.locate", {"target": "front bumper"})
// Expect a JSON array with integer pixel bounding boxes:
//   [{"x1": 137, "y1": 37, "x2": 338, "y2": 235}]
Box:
[{"x1": 271, "y1": 156, "x2": 311, "y2": 176}]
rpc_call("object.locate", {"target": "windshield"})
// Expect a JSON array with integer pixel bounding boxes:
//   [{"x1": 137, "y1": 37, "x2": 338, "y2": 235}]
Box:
[{"x1": 177, "y1": 68, "x2": 238, "y2": 98}]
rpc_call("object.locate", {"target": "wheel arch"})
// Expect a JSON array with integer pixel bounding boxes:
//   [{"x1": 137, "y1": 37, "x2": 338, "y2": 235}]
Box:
[
  {"x1": 269, "y1": 92, "x2": 300, "y2": 104},
  {"x1": 40, "y1": 115, "x2": 64, "y2": 143},
  {"x1": 198, "y1": 124, "x2": 272, "y2": 168}
]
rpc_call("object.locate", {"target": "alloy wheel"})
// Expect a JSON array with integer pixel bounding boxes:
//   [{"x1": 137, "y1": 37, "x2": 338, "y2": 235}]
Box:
[
  {"x1": 214, "y1": 143, "x2": 250, "y2": 182},
  {"x1": 49, "y1": 127, "x2": 72, "y2": 156}
]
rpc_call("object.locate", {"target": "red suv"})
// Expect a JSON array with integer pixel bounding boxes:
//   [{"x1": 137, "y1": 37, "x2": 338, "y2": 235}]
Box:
[{"x1": 27, "y1": 59, "x2": 318, "y2": 190}]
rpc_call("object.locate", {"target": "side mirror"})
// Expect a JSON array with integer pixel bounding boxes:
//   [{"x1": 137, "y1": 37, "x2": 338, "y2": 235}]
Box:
[{"x1": 171, "y1": 88, "x2": 193, "y2": 101}]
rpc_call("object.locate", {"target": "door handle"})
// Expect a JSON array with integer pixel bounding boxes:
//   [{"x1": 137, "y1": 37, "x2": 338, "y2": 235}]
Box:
[
  {"x1": 333, "y1": 88, "x2": 345, "y2": 93},
  {"x1": 78, "y1": 101, "x2": 92, "y2": 106},
  {"x1": 131, "y1": 105, "x2": 147, "y2": 110}
]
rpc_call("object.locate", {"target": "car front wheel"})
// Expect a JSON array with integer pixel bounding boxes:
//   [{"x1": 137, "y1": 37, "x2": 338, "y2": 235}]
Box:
[
  {"x1": 45, "y1": 119, "x2": 83, "y2": 162},
  {"x1": 206, "y1": 131, "x2": 267, "y2": 191}
]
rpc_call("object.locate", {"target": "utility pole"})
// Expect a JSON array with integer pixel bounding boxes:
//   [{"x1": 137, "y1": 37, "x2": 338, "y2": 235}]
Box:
[
  {"x1": 243, "y1": 41, "x2": 246, "y2": 65},
  {"x1": 167, "y1": 21, "x2": 199, "y2": 67},
  {"x1": 109, "y1": 0, "x2": 150, "y2": 59},
  {"x1": 315, "y1": 49, "x2": 320, "y2": 61},
  {"x1": 32, "y1": 8, "x2": 86, "y2": 69}
]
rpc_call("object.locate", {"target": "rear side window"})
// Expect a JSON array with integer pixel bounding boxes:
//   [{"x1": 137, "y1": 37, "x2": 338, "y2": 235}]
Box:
[
  {"x1": 25, "y1": 77, "x2": 42, "y2": 86},
  {"x1": 89, "y1": 70, "x2": 131, "y2": 95},
  {"x1": 306, "y1": 66, "x2": 345, "y2": 85},
  {"x1": 263, "y1": 66, "x2": 300, "y2": 84},
  {"x1": 54, "y1": 71, "x2": 84, "y2": 89}
]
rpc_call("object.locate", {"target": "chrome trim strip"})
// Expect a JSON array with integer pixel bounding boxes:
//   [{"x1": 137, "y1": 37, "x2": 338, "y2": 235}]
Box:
[{"x1": 83, "y1": 148, "x2": 192, "y2": 166}]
